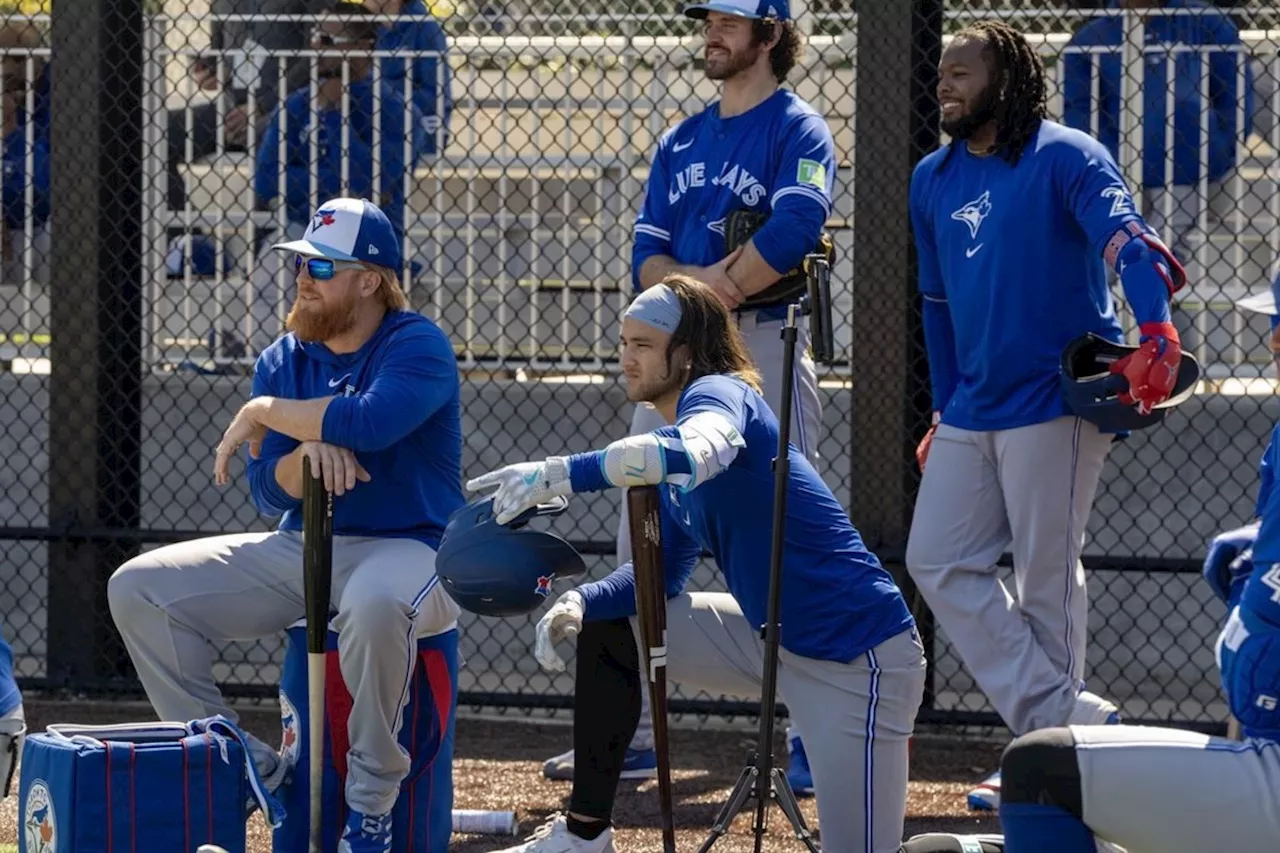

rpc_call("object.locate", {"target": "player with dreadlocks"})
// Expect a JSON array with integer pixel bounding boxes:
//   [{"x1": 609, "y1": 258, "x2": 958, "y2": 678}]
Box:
[{"x1": 905, "y1": 20, "x2": 1191, "y2": 811}]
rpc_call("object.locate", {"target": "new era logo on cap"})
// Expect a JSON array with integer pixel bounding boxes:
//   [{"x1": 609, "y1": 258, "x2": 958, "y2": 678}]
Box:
[
  {"x1": 270, "y1": 197, "x2": 402, "y2": 271},
  {"x1": 683, "y1": 0, "x2": 790, "y2": 21}
]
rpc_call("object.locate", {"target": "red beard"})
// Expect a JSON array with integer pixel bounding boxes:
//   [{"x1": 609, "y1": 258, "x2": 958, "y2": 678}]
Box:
[{"x1": 285, "y1": 291, "x2": 358, "y2": 342}]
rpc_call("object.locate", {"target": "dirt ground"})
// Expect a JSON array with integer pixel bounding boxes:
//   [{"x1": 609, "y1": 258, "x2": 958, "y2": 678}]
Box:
[{"x1": 0, "y1": 699, "x2": 1005, "y2": 851}]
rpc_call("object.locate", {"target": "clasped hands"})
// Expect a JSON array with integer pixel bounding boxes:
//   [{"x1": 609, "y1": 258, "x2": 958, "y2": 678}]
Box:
[{"x1": 212, "y1": 399, "x2": 368, "y2": 496}]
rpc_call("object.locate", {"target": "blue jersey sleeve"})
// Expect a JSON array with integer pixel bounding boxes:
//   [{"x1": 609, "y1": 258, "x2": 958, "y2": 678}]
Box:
[
  {"x1": 631, "y1": 132, "x2": 675, "y2": 291},
  {"x1": 321, "y1": 322, "x2": 459, "y2": 452},
  {"x1": 575, "y1": 501, "x2": 702, "y2": 621},
  {"x1": 1053, "y1": 136, "x2": 1172, "y2": 327},
  {"x1": 751, "y1": 112, "x2": 836, "y2": 276},
  {"x1": 910, "y1": 162, "x2": 959, "y2": 412},
  {"x1": 246, "y1": 354, "x2": 304, "y2": 518}
]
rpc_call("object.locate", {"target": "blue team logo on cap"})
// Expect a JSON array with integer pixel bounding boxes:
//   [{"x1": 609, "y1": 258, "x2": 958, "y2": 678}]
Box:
[
  {"x1": 312, "y1": 208, "x2": 338, "y2": 231},
  {"x1": 23, "y1": 779, "x2": 56, "y2": 853}
]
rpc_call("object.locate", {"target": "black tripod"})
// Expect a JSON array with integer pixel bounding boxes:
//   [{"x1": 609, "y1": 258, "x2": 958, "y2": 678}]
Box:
[{"x1": 698, "y1": 254, "x2": 835, "y2": 853}]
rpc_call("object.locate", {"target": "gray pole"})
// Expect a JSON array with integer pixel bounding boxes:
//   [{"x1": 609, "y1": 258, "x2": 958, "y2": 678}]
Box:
[{"x1": 47, "y1": 0, "x2": 145, "y2": 684}]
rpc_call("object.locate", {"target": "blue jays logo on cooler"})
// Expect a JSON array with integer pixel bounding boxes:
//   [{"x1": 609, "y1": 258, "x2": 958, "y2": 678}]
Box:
[
  {"x1": 279, "y1": 689, "x2": 300, "y2": 770},
  {"x1": 534, "y1": 575, "x2": 554, "y2": 597},
  {"x1": 23, "y1": 779, "x2": 55, "y2": 853},
  {"x1": 951, "y1": 190, "x2": 992, "y2": 240}
]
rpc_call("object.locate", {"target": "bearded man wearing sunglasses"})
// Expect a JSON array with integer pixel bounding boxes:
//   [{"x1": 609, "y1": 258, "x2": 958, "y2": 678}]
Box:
[{"x1": 108, "y1": 197, "x2": 466, "y2": 853}]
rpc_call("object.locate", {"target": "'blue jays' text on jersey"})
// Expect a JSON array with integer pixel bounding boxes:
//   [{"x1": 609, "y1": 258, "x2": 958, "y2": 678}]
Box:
[
  {"x1": 575, "y1": 375, "x2": 916, "y2": 664},
  {"x1": 911, "y1": 120, "x2": 1150, "y2": 432},
  {"x1": 1215, "y1": 419, "x2": 1280, "y2": 742},
  {"x1": 245, "y1": 309, "x2": 464, "y2": 550},
  {"x1": 630, "y1": 89, "x2": 836, "y2": 292},
  {"x1": 254, "y1": 77, "x2": 428, "y2": 234}
]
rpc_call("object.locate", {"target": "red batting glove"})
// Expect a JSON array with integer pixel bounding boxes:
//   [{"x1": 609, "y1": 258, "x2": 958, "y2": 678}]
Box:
[{"x1": 1109, "y1": 322, "x2": 1182, "y2": 415}]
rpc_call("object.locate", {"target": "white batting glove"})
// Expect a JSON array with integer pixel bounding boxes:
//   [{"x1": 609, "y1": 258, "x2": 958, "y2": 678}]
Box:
[
  {"x1": 535, "y1": 590, "x2": 585, "y2": 673},
  {"x1": 465, "y1": 457, "x2": 573, "y2": 525}
]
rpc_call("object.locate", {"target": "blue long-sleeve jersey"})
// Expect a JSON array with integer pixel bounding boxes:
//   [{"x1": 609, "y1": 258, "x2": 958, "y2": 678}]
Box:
[
  {"x1": 254, "y1": 76, "x2": 427, "y2": 234},
  {"x1": 909, "y1": 120, "x2": 1174, "y2": 431},
  {"x1": 375, "y1": 0, "x2": 452, "y2": 154},
  {"x1": 245, "y1": 309, "x2": 464, "y2": 550},
  {"x1": 1215, "y1": 420, "x2": 1280, "y2": 742},
  {"x1": 572, "y1": 374, "x2": 915, "y2": 664},
  {"x1": 1062, "y1": 0, "x2": 1253, "y2": 189},
  {"x1": 630, "y1": 89, "x2": 836, "y2": 293}
]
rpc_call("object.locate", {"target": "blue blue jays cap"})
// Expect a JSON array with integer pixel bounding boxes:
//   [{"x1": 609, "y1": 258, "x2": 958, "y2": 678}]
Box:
[
  {"x1": 684, "y1": 0, "x2": 790, "y2": 21},
  {"x1": 271, "y1": 197, "x2": 402, "y2": 271}
]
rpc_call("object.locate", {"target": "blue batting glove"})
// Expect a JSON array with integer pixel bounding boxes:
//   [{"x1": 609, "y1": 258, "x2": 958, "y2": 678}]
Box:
[{"x1": 1203, "y1": 522, "x2": 1260, "y2": 604}]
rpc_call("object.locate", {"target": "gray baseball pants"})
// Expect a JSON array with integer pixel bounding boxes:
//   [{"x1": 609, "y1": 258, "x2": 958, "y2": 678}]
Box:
[
  {"x1": 1068, "y1": 723, "x2": 1280, "y2": 852},
  {"x1": 107, "y1": 530, "x2": 461, "y2": 816},
  {"x1": 619, "y1": 307, "x2": 824, "y2": 750},
  {"x1": 904, "y1": 416, "x2": 1113, "y2": 735},
  {"x1": 636, "y1": 592, "x2": 926, "y2": 853}
]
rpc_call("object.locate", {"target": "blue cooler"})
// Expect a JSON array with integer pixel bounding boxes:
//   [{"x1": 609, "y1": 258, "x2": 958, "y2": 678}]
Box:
[
  {"x1": 272, "y1": 621, "x2": 458, "y2": 853},
  {"x1": 18, "y1": 716, "x2": 281, "y2": 853}
]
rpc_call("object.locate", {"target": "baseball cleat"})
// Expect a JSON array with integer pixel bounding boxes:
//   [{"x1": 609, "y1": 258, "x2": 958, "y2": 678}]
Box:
[
  {"x1": 1068, "y1": 691, "x2": 1122, "y2": 726},
  {"x1": 786, "y1": 735, "x2": 814, "y2": 797},
  {"x1": 337, "y1": 807, "x2": 393, "y2": 853},
  {"x1": 541, "y1": 745, "x2": 658, "y2": 782},
  {"x1": 489, "y1": 813, "x2": 617, "y2": 852},
  {"x1": 966, "y1": 769, "x2": 1000, "y2": 811}
]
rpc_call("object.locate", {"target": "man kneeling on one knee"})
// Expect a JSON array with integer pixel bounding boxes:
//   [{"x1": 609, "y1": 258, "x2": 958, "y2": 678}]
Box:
[{"x1": 108, "y1": 198, "x2": 465, "y2": 853}]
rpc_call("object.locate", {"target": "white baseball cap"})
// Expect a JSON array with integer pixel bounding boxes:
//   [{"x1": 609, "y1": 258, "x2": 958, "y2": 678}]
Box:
[
  {"x1": 684, "y1": 0, "x2": 790, "y2": 21},
  {"x1": 271, "y1": 197, "x2": 402, "y2": 271}
]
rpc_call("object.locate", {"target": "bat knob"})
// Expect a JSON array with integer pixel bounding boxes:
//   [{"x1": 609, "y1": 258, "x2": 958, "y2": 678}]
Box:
[{"x1": 563, "y1": 624, "x2": 579, "y2": 638}]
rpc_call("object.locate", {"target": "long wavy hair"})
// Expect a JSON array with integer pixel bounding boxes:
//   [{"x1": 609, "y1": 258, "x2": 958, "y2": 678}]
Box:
[{"x1": 660, "y1": 274, "x2": 763, "y2": 394}]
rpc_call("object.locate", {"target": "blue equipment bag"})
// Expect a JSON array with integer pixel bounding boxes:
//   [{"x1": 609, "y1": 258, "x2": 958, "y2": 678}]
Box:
[
  {"x1": 18, "y1": 716, "x2": 282, "y2": 853},
  {"x1": 272, "y1": 622, "x2": 458, "y2": 853}
]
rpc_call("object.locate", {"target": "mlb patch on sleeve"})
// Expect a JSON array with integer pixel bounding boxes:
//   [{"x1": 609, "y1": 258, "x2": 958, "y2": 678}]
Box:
[{"x1": 796, "y1": 159, "x2": 827, "y2": 191}]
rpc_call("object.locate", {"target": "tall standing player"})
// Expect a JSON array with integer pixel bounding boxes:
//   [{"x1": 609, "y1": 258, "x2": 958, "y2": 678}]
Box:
[
  {"x1": 107, "y1": 198, "x2": 465, "y2": 853},
  {"x1": 994, "y1": 286, "x2": 1280, "y2": 853},
  {"x1": 470, "y1": 276, "x2": 926, "y2": 853},
  {"x1": 539, "y1": 0, "x2": 835, "y2": 794},
  {"x1": 905, "y1": 21, "x2": 1189, "y2": 810}
]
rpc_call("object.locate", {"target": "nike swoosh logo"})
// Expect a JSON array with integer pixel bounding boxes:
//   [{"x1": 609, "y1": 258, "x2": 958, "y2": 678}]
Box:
[
  {"x1": 328, "y1": 375, "x2": 350, "y2": 388},
  {"x1": 522, "y1": 467, "x2": 542, "y2": 486},
  {"x1": 966, "y1": 244, "x2": 983, "y2": 258},
  {"x1": 672, "y1": 139, "x2": 694, "y2": 152}
]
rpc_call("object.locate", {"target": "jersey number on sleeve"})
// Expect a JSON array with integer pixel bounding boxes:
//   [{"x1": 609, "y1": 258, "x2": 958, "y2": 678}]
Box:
[
  {"x1": 1101, "y1": 186, "x2": 1134, "y2": 218},
  {"x1": 1262, "y1": 563, "x2": 1280, "y2": 604}
]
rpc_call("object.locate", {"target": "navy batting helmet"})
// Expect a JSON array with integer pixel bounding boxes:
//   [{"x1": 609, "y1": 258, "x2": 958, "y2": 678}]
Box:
[
  {"x1": 435, "y1": 493, "x2": 587, "y2": 618},
  {"x1": 1059, "y1": 332, "x2": 1200, "y2": 432}
]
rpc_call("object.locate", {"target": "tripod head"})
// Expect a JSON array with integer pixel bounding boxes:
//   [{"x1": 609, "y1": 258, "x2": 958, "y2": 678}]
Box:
[{"x1": 791, "y1": 252, "x2": 836, "y2": 366}]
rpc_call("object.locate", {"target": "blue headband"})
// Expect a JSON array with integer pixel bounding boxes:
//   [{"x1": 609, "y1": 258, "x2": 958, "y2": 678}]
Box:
[{"x1": 624, "y1": 284, "x2": 683, "y2": 334}]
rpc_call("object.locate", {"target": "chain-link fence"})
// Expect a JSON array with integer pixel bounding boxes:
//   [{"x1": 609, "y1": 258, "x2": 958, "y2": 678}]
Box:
[{"x1": 0, "y1": 0, "x2": 1276, "y2": 733}]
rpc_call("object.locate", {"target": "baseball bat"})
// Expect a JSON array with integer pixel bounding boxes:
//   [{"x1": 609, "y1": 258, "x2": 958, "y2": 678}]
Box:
[
  {"x1": 627, "y1": 485, "x2": 676, "y2": 853},
  {"x1": 302, "y1": 456, "x2": 334, "y2": 853}
]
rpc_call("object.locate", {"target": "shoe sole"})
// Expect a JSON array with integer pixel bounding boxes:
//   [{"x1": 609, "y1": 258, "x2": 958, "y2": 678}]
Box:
[{"x1": 542, "y1": 766, "x2": 658, "y2": 782}]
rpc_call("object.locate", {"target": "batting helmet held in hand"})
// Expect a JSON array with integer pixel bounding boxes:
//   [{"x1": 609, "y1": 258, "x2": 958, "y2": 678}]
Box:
[
  {"x1": 1059, "y1": 332, "x2": 1200, "y2": 432},
  {"x1": 435, "y1": 493, "x2": 587, "y2": 617}
]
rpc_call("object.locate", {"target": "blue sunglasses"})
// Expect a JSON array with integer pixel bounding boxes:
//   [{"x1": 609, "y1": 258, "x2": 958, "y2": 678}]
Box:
[{"x1": 294, "y1": 254, "x2": 365, "y2": 280}]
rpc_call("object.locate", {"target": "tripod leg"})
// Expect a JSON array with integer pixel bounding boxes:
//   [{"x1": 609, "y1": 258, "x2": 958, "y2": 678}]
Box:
[
  {"x1": 697, "y1": 763, "x2": 760, "y2": 853},
  {"x1": 770, "y1": 767, "x2": 822, "y2": 852}
]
